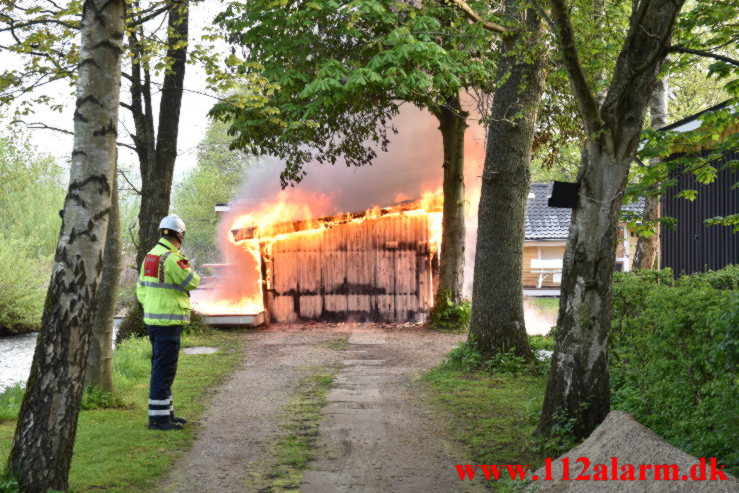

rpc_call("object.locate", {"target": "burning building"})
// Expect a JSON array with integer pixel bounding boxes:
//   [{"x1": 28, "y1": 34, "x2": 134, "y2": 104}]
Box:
[{"x1": 193, "y1": 193, "x2": 444, "y2": 324}]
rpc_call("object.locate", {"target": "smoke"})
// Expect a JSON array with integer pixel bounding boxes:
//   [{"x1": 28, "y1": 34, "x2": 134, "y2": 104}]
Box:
[
  {"x1": 218, "y1": 97, "x2": 486, "y2": 298},
  {"x1": 523, "y1": 298, "x2": 558, "y2": 335}
]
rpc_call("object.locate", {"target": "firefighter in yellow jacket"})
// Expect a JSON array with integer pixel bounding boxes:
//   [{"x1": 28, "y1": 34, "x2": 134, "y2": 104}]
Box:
[{"x1": 137, "y1": 214, "x2": 200, "y2": 431}]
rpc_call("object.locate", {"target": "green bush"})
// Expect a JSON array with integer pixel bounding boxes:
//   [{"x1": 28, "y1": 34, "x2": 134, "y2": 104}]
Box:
[
  {"x1": 611, "y1": 267, "x2": 738, "y2": 473},
  {"x1": 429, "y1": 294, "x2": 471, "y2": 332},
  {"x1": 443, "y1": 338, "x2": 543, "y2": 376},
  {"x1": 0, "y1": 235, "x2": 50, "y2": 333},
  {"x1": 0, "y1": 383, "x2": 24, "y2": 422},
  {"x1": 0, "y1": 133, "x2": 65, "y2": 333}
]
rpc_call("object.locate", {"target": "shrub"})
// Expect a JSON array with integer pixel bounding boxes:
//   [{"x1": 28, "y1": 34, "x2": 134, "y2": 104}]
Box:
[
  {"x1": 611, "y1": 268, "x2": 738, "y2": 473},
  {"x1": 0, "y1": 235, "x2": 49, "y2": 333},
  {"x1": 0, "y1": 383, "x2": 24, "y2": 422},
  {"x1": 443, "y1": 339, "x2": 541, "y2": 376},
  {"x1": 81, "y1": 386, "x2": 125, "y2": 410},
  {"x1": 429, "y1": 294, "x2": 471, "y2": 332}
]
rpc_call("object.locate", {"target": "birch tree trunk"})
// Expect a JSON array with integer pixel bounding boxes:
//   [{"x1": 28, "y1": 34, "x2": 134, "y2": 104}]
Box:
[
  {"x1": 86, "y1": 169, "x2": 121, "y2": 391},
  {"x1": 5, "y1": 0, "x2": 124, "y2": 490},
  {"x1": 633, "y1": 74, "x2": 668, "y2": 270},
  {"x1": 537, "y1": 0, "x2": 684, "y2": 440},
  {"x1": 434, "y1": 92, "x2": 467, "y2": 305},
  {"x1": 469, "y1": 4, "x2": 545, "y2": 361}
]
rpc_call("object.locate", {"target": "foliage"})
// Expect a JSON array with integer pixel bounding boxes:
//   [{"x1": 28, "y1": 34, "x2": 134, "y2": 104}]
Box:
[
  {"x1": 0, "y1": 474, "x2": 21, "y2": 493},
  {"x1": 0, "y1": 133, "x2": 65, "y2": 333},
  {"x1": 0, "y1": 328, "x2": 245, "y2": 491},
  {"x1": 610, "y1": 268, "x2": 739, "y2": 474},
  {"x1": 627, "y1": 0, "x2": 739, "y2": 231},
  {"x1": 429, "y1": 294, "x2": 471, "y2": 332},
  {"x1": 443, "y1": 338, "x2": 544, "y2": 376},
  {"x1": 212, "y1": 0, "x2": 501, "y2": 186},
  {"x1": 173, "y1": 120, "x2": 256, "y2": 266},
  {"x1": 182, "y1": 311, "x2": 210, "y2": 336},
  {"x1": 528, "y1": 334, "x2": 554, "y2": 352},
  {"x1": 0, "y1": 384, "x2": 24, "y2": 423},
  {"x1": 80, "y1": 386, "x2": 125, "y2": 411}
]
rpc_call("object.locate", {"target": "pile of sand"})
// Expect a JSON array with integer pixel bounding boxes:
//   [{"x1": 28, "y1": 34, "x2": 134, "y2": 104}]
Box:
[{"x1": 528, "y1": 411, "x2": 737, "y2": 492}]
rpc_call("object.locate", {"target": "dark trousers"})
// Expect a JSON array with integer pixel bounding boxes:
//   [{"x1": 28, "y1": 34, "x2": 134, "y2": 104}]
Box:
[{"x1": 147, "y1": 324, "x2": 182, "y2": 423}]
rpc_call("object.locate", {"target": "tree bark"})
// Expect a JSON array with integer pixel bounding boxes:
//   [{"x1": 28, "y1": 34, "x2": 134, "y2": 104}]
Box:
[
  {"x1": 538, "y1": 0, "x2": 684, "y2": 440},
  {"x1": 86, "y1": 167, "x2": 121, "y2": 391},
  {"x1": 468, "y1": 4, "x2": 545, "y2": 362},
  {"x1": 135, "y1": 0, "x2": 188, "y2": 265},
  {"x1": 633, "y1": 74, "x2": 668, "y2": 270},
  {"x1": 5, "y1": 0, "x2": 123, "y2": 490},
  {"x1": 434, "y1": 93, "x2": 467, "y2": 305}
]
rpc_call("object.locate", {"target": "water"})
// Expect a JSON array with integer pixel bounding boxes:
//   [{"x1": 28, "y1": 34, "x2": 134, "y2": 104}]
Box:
[
  {"x1": 0, "y1": 319, "x2": 122, "y2": 393},
  {"x1": 0, "y1": 332, "x2": 37, "y2": 392}
]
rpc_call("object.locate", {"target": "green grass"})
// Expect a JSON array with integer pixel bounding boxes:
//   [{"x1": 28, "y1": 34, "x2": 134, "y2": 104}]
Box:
[
  {"x1": 246, "y1": 365, "x2": 340, "y2": 491},
  {"x1": 422, "y1": 367, "x2": 547, "y2": 491},
  {"x1": 322, "y1": 335, "x2": 350, "y2": 351},
  {"x1": 0, "y1": 328, "x2": 245, "y2": 492},
  {"x1": 525, "y1": 297, "x2": 559, "y2": 311}
]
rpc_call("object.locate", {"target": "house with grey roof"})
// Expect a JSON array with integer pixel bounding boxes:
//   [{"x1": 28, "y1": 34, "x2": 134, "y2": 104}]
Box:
[{"x1": 524, "y1": 183, "x2": 644, "y2": 292}]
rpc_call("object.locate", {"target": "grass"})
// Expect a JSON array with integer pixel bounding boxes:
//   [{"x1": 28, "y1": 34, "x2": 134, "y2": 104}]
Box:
[
  {"x1": 322, "y1": 335, "x2": 349, "y2": 351},
  {"x1": 246, "y1": 365, "x2": 340, "y2": 491},
  {"x1": 422, "y1": 366, "x2": 548, "y2": 491},
  {"x1": 0, "y1": 327, "x2": 245, "y2": 492},
  {"x1": 525, "y1": 297, "x2": 559, "y2": 311}
]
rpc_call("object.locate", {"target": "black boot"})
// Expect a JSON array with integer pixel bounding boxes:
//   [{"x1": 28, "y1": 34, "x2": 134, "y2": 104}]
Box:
[
  {"x1": 148, "y1": 419, "x2": 183, "y2": 431},
  {"x1": 170, "y1": 412, "x2": 187, "y2": 424}
]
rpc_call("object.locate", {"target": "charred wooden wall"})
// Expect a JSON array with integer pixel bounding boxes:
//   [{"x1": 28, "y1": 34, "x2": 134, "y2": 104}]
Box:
[
  {"x1": 262, "y1": 213, "x2": 438, "y2": 323},
  {"x1": 661, "y1": 149, "x2": 738, "y2": 274}
]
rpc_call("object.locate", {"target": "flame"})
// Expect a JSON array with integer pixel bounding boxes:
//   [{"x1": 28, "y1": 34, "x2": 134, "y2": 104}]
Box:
[{"x1": 192, "y1": 189, "x2": 443, "y2": 316}]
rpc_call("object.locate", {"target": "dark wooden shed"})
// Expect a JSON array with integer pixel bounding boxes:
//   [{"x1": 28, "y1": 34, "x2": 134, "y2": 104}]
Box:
[
  {"x1": 233, "y1": 202, "x2": 441, "y2": 323},
  {"x1": 658, "y1": 101, "x2": 738, "y2": 274}
]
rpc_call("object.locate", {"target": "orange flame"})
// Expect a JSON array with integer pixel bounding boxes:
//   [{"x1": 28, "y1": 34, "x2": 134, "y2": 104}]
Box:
[{"x1": 192, "y1": 189, "x2": 443, "y2": 316}]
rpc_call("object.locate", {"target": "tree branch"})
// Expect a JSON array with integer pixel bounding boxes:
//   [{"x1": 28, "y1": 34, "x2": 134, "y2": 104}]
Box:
[
  {"x1": 444, "y1": 0, "x2": 508, "y2": 33},
  {"x1": 118, "y1": 168, "x2": 142, "y2": 195},
  {"x1": 550, "y1": 0, "x2": 602, "y2": 134},
  {"x1": 16, "y1": 121, "x2": 137, "y2": 151},
  {"x1": 666, "y1": 45, "x2": 739, "y2": 66},
  {"x1": 127, "y1": 3, "x2": 174, "y2": 28}
]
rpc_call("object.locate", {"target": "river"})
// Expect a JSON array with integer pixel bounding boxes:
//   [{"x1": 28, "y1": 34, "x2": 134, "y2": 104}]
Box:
[
  {"x1": 0, "y1": 320, "x2": 123, "y2": 393},
  {"x1": 0, "y1": 332, "x2": 37, "y2": 392}
]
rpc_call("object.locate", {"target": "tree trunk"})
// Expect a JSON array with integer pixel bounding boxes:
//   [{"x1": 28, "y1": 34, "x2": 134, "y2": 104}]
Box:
[
  {"x1": 434, "y1": 93, "x2": 467, "y2": 306},
  {"x1": 135, "y1": 0, "x2": 188, "y2": 265},
  {"x1": 633, "y1": 74, "x2": 668, "y2": 270},
  {"x1": 468, "y1": 4, "x2": 545, "y2": 362},
  {"x1": 538, "y1": 0, "x2": 684, "y2": 440},
  {"x1": 86, "y1": 167, "x2": 121, "y2": 391},
  {"x1": 5, "y1": 0, "x2": 123, "y2": 490}
]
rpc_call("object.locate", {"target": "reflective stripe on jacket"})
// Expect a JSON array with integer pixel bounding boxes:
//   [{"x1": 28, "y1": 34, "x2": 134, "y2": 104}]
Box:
[{"x1": 136, "y1": 237, "x2": 200, "y2": 326}]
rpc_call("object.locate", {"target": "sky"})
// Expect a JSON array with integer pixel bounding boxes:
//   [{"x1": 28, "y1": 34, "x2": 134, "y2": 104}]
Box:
[{"x1": 8, "y1": 0, "x2": 226, "y2": 183}]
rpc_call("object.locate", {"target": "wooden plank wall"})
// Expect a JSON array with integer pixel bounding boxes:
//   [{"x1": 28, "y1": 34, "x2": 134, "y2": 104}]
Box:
[{"x1": 265, "y1": 213, "x2": 435, "y2": 322}]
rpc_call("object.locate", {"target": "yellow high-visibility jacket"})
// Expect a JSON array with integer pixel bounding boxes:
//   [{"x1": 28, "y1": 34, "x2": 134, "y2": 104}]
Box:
[{"x1": 136, "y1": 238, "x2": 200, "y2": 326}]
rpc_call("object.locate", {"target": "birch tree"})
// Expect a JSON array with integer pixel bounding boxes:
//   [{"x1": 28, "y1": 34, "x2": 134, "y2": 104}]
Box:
[
  {"x1": 536, "y1": 0, "x2": 686, "y2": 440},
  {"x1": 4, "y1": 0, "x2": 124, "y2": 490}
]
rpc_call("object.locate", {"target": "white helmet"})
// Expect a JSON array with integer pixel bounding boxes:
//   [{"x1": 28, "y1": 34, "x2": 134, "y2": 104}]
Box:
[{"x1": 159, "y1": 214, "x2": 186, "y2": 234}]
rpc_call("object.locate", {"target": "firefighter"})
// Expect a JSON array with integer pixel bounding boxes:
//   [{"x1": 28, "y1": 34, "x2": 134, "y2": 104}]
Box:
[{"x1": 137, "y1": 214, "x2": 200, "y2": 431}]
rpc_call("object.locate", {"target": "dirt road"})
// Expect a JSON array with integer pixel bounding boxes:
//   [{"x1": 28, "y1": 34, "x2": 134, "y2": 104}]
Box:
[{"x1": 159, "y1": 323, "x2": 486, "y2": 492}]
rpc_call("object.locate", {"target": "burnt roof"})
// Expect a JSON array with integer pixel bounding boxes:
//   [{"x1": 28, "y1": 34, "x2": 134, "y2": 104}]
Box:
[{"x1": 525, "y1": 183, "x2": 645, "y2": 240}]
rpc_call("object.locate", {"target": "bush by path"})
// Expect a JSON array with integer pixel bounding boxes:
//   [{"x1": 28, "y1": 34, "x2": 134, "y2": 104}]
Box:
[{"x1": 611, "y1": 267, "x2": 738, "y2": 475}]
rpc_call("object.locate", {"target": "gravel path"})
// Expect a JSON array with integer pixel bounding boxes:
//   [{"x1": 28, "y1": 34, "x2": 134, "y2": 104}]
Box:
[{"x1": 159, "y1": 323, "x2": 486, "y2": 492}]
